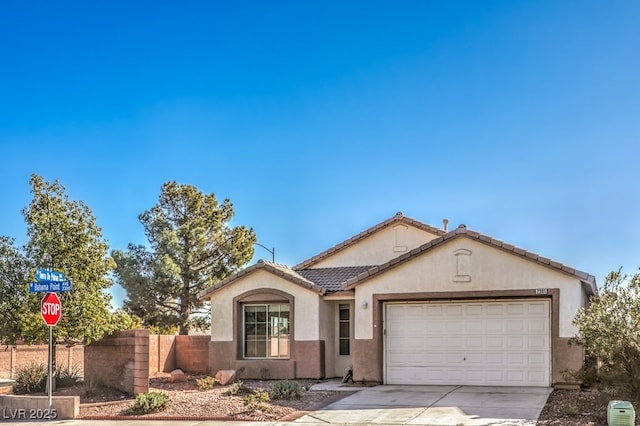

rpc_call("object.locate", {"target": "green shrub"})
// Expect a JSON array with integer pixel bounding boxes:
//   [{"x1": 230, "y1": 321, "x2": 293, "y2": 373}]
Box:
[
  {"x1": 196, "y1": 376, "x2": 216, "y2": 391},
  {"x1": 56, "y1": 364, "x2": 82, "y2": 388},
  {"x1": 573, "y1": 269, "x2": 640, "y2": 400},
  {"x1": 270, "y1": 380, "x2": 301, "y2": 400},
  {"x1": 243, "y1": 388, "x2": 270, "y2": 411},
  {"x1": 127, "y1": 391, "x2": 170, "y2": 415},
  {"x1": 227, "y1": 380, "x2": 250, "y2": 396},
  {"x1": 12, "y1": 363, "x2": 47, "y2": 394}
]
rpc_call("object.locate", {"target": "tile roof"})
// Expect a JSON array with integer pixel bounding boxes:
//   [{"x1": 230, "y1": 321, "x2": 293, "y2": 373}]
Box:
[
  {"x1": 342, "y1": 225, "x2": 598, "y2": 295},
  {"x1": 197, "y1": 260, "x2": 325, "y2": 300},
  {"x1": 297, "y1": 266, "x2": 375, "y2": 292},
  {"x1": 293, "y1": 212, "x2": 445, "y2": 270}
]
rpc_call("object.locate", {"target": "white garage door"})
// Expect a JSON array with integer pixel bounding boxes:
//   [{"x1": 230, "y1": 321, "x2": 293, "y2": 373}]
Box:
[{"x1": 385, "y1": 300, "x2": 550, "y2": 386}]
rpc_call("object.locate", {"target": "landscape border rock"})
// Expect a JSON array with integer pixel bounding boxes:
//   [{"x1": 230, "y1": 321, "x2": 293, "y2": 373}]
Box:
[{"x1": 214, "y1": 369, "x2": 236, "y2": 385}]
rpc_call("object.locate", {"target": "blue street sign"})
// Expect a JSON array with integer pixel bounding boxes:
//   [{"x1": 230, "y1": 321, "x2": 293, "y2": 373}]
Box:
[
  {"x1": 36, "y1": 269, "x2": 65, "y2": 282},
  {"x1": 29, "y1": 280, "x2": 72, "y2": 293}
]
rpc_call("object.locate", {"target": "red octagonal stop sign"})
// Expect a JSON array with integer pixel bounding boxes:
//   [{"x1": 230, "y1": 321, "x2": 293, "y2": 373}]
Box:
[{"x1": 41, "y1": 292, "x2": 62, "y2": 326}]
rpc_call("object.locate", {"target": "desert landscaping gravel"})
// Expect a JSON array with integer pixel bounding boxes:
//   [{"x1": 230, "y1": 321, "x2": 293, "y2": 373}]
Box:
[{"x1": 77, "y1": 375, "x2": 343, "y2": 421}]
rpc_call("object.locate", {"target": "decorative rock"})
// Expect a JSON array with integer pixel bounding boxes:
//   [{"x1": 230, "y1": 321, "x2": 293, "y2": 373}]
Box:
[
  {"x1": 170, "y1": 368, "x2": 187, "y2": 383},
  {"x1": 215, "y1": 369, "x2": 237, "y2": 385}
]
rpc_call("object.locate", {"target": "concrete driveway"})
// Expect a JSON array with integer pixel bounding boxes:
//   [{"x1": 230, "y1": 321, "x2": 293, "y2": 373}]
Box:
[{"x1": 294, "y1": 385, "x2": 552, "y2": 426}]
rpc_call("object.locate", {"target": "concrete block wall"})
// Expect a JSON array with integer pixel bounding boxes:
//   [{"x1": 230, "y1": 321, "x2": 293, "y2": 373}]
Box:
[
  {"x1": 175, "y1": 336, "x2": 210, "y2": 374},
  {"x1": 148, "y1": 334, "x2": 176, "y2": 374},
  {"x1": 84, "y1": 329, "x2": 149, "y2": 395},
  {"x1": 0, "y1": 394, "x2": 79, "y2": 420},
  {"x1": 0, "y1": 345, "x2": 84, "y2": 379}
]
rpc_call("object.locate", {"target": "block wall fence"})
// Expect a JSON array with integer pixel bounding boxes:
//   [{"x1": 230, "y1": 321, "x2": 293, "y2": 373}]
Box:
[
  {"x1": 0, "y1": 344, "x2": 84, "y2": 379},
  {"x1": 2, "y1": 333, "x2": 211, "y2": 388}
]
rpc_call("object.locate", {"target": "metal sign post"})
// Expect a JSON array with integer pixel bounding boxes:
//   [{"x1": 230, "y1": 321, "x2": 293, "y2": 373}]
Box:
[
  {"x1": 48, "y1": 325, "x2": 53, "y2": 413},
  {"x1": 32, "y1": 269, "x2": 67, "y2": 417},
  {"x1": 40, "y1": 291, "x2": 62, "y2": 415}
]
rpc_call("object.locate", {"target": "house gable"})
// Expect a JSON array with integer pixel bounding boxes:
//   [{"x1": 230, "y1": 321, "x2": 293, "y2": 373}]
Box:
[
  {"x1": 207, "y1": 267, "x2": 323, "y2": 342},
  {"x1": 343, "y1": 225, "x2": 596, "y2": 293},
  {"x1": 350, "y1": 233, "x2": 594, "y2": 340},
  {"x1": 198, "y1": 260, "x2": 325, "y2": 301},
  {"x1": 294, "y1": 212, "x2": 444, "y2": 269}
]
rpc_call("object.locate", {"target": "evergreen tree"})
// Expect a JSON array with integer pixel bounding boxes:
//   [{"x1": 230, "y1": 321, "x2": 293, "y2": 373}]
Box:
[{"x1": 113, "y1": 181, "x2": 256, "y2": 335}]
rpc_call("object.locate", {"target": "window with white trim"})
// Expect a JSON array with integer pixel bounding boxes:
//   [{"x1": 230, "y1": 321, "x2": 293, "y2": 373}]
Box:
[{"x1": 244, "y1": 304, "x2": 290, "y2": 358}]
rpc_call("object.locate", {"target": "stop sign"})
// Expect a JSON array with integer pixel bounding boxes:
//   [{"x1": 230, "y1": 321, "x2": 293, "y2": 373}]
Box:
[{"x1": 41, "y1": 292, "x2": 62, "y2": 326}]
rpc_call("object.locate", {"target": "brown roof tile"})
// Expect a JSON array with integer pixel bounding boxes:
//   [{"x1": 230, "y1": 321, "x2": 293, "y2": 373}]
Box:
[{"x1": 296, "y1": 266, "x2": 375, "y2": 292}]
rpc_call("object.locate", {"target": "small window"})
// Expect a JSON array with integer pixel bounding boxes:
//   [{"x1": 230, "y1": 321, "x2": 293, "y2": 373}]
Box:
[
  {"x1": 339, "y1": 304, "x2": 350, "y2": 356},
  {"x1": 244, "y1": 304, "x2": 289, "y2": 358}
]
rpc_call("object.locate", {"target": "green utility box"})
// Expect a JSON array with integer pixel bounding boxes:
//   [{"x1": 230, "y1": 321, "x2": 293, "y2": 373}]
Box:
[{"x1": 607, "y1": 400, "x2": 635, "y2": 426}]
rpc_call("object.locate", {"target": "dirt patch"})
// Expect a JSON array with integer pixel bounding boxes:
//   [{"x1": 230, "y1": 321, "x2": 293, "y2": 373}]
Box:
[
  {"x1": 48, "y1": 375, "x2": 344, "y2": 421},
  {"x1": 538, "y1": 387, "x2": 638, "y2": 426}
]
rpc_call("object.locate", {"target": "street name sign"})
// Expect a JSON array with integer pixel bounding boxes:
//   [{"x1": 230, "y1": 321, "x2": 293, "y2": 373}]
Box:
[
  {"x1": 35, "y1": 269, "x2": 65, "y2": 282},
  {"x1": 29, "y1": 280, "x2": 72, "y2": 293}
]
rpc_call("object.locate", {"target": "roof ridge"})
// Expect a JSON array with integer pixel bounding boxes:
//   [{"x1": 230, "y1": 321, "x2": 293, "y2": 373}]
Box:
[
  {"x1": 293, "y1": 212, "x2": 445, "y2": 270},
  {"x1": 257, "y1": 259, "x2": 293, "y2": 269}
]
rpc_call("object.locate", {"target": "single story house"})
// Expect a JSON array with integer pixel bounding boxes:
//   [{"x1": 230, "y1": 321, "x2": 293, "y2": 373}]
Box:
[{"x1": 198, "y1": 212, "x2": 596, "y2": 387}]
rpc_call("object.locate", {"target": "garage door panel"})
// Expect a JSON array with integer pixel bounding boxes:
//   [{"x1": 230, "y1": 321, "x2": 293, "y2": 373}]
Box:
[
  {"x1": 445, "y1": 305, "x2": 464, "y2": 315},
  {"x1": 466, "y1": 336, "x2": 482, "y2": 348},
  {"x1": 507, "y1": 320, "x2": 525, "y2": 332},
  {"x1": 466, "y1": 321, "x2": 483, "y2": 332},
  {"x1": 486, "y1": 336, "x2": 504, "y2": 347},
  {"x1": 446, "y1": 320, "x2": 465, "y2": 332},
  {"x1": 426, "y1": 320, "x2": 444, "y2": 332},
  {"x1": 446, "y1": 337, "x2": 464, "y2": 347},
  {"x1": 507, "y1": 336, "x2": 525, "y2": 348},
  {"x1": 506, "y1": 352, "x2": 525, "y2": 365},
  {"x1": 385, "y1": 301, "x2": 550, "y2": 387},
  {"x1": 425, "y1": 305, "x2": 443, "y2": 315},
  {"x1": 528, "y1": 336, "x2": 546, "y2": 349},
  {"x1": 528, "y1": 370, "x2": 548, "y2": 382},
  {"x1": 425, "y1": 336, "x2": 443, "y2": 346},
  {"x1": 507, "y1": 304, "x2": 525, "y2": 315},
  {"x1": 528, "y1": 321, "x2": 546, "y2": 333},
  {"x1": 528, "y1": 353, "x2": 546, "y2": 365},
  {"x1": 486, "y1": 320, "x2": 503, "y2": 332},
  {"x1": 485, "y1": 352, "x2": 504, "y2": 364},
  {"x1": 528, "y1": 303, "x2": 547, "y2": 315},
  {"x1": 465, "y1": 304, "x2": 483, "y2": 315},
  {"x1": 464, "y1": 352, "x2": 483, "y2": 364},
  {"x1": 486, "y1": 304, "x2": 504, "y2": 315}
]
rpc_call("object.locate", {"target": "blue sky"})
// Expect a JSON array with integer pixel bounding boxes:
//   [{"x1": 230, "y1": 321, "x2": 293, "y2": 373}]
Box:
[{"x1": 1, "y1": 1, "x2": 638, "y2": 307}]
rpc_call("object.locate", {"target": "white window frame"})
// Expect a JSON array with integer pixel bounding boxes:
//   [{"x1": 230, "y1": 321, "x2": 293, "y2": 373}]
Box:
[{"x1": 243, "y1": 303, "x2": 290, "y2": 359}]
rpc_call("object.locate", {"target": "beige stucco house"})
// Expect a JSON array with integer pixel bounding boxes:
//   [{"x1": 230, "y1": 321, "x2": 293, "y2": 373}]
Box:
[{"x1": 198, "y1": 212, "x2": 596, "y2": 387}]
